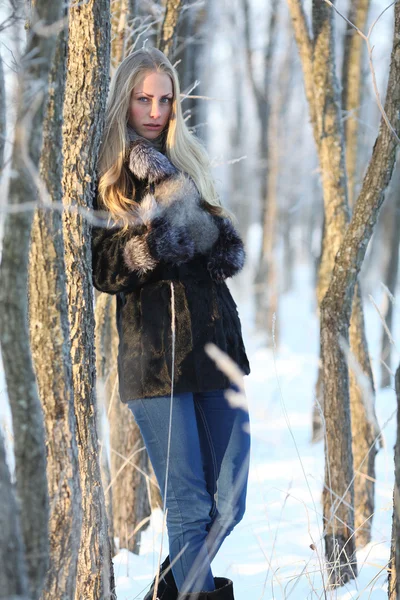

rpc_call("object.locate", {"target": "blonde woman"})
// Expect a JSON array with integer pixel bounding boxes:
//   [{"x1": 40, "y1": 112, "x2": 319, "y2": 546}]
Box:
[{"x1": 92, "y1": 47, "x2": 251, "y2": 600}]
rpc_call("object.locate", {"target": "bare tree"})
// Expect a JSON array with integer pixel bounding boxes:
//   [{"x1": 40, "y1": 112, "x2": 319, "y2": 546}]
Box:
[
  {"x1": 159, "y1": 0, "x2": 184, "y2": 57},
  {"x1": 0, "y1": 429, "x2": 29, "y2": 599},
  {"x1": 111, "y1": 0, "x2": 130, "y2": 69},
  {"x1": 0, "y1": 51, "x2": 5, "y2": 175},
  {"x1": 242, "y1": 0, "x2": 280, "y2": 333},
  {"x1": 0, "y1": 1, "x2": 64, "y2": 597},
  {"x1": 319, "y1": 0, "x2": 400, "y2": 584},
  {"x1": 380, "y1": 160, "x2": 400, "y2": 388},
  {"x1": 388, "y1": 363, "x2": 400, "y2": 599},
  {"x1": 339, "y1": 0, "x2": 380, "y2": 548},
  {"x1": 28, "y1": 6, "x2": 83, "y2": 597},
  {"x1": 61, "y1": 1, "x2": 115, "y2": 597},
  {"x1": 341, "y1": 0, "x2": 370, "y2": 208}
]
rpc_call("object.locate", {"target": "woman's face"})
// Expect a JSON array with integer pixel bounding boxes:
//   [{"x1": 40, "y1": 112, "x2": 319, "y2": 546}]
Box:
[{"x1": 128, "y1": 71, "x2": 173, "y2": 140}]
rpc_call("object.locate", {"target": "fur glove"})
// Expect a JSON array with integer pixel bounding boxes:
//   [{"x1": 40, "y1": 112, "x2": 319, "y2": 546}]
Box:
[
  {"x1": 146, "y1": 216, "x2": 195, "y2": 264},
  {"x1": 207, "y1": 216, "x2": 245, "y2": 282},
  {"x1": 123, "y1": 217, "x2": 195, "y2": 274}
]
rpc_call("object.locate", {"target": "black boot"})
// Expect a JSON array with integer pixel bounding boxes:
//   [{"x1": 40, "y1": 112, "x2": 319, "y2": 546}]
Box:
[
  {"x1": 144, "y1": 556, "x2": 178, "y2": 600},
  {"x1": 177, "y1": 577, "x2": 234, "y2": 600}
]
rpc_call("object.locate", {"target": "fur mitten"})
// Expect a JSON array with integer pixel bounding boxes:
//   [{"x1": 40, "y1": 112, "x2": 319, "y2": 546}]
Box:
[
  {"x1": 207, "y1": 216, "x2": 245, "y2": 282},
  {"x1": 146, "y1": 216, "x2": 195, "y2": 264}
]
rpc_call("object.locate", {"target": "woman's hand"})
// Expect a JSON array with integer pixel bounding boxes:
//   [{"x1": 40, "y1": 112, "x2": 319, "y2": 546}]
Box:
[
  {"x1": 207, "y1": 216, "x2": 245, "y2": 282},
  {"x1": 146, "y1": 216, "x2": 195, "y2": 265}
]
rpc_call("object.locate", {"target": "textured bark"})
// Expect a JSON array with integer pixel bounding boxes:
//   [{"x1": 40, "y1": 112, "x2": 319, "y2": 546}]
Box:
[
  {"x1": 340, "y1": 0, "x2": 377, "y2": 548},
  {"x1": 341, "y1": 0, "x2": 370, "y2": 207},
  {"x1": 312, "y1": 4, "x2": 356, "y2": 582},
  {"x1": 380, "y1": 163, "x2": 400, "y2": 388},
  {"x1": 348, "y1": 285, "x2": 379, "y2": 548},
  {"x1": 158, "y1": 0, "x2": 183, "y2": 58},
  {"x1": 320, "y1": 0, "x2": 400, "y2": 585},
  {"x1": 388, "y1": 364, "x2": 400, "y2": 599},
  {"x1": 0, "y1": 429, "x2": 29, "y2": 599},
  {"x1": 227, "y1": 6, "x2": 246, "y2": 233},
  {"x1": 287, "y1": 0, "x2": 356, "y2": 584},
  {"x1": 0, "y1": 2, "x2": 63, "y2": 597},
  {"x1": 28, "y1": 11, "x2": 83, "y2": 598},
  {"x1": 95, "y1": 293, "x2": 152, "y2": 554},
  {"x1": 175, "y1": 5, "x2": 207, "y2": 132},
  {"x1": 95, "y1": 292, "x2": 116, "y2": 558},
  {"x1": 258, "y1": 24, "x2": 294, "y2": 341},
  {"x1": 244, "y1": 0, "x2": 280, "y2": 330},
  {"x1": 111, "y1": 0, "x2": 129, "y2": 68},
  {"x1": 61, "y1": 1, "x2": 114, "y2": 598},
  {"x1": 0, "y1": 51, "x2": 5, "y2": 174},
  {"x1": 109, "y1": 391, "x2": 152, "y2": 553}
]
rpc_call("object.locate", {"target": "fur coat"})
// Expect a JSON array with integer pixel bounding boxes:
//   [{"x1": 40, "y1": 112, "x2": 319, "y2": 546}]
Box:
[{"x1": 91, "y1": 132, "x2": 250, "y2": 402}]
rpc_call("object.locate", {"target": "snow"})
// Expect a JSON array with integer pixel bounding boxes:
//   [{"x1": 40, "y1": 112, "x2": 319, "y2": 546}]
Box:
[
  {"x1": 0, "y1": 252, "x2": 397, "y2": 599},
  {"x1": 112, "y1": 261, "x2": 399, "y2": 600}
]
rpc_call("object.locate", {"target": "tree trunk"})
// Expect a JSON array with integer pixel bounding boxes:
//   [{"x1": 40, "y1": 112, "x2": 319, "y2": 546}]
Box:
[
  {"x1": 108, "y1": 390, "x2": 152, "y2": 553},
  {"x1": 259, "y1": 23, "x2": 294, "y2": 342},
  {"x1": 28, "y1": 9, "x2": 83, "y2": 597},
  {"x1": 388, "y1": 364, "x2": 400, "y2": 599},
  {"x1": 0, "y1": 429, "x2": 29, "y2": 599},
  {"x1": 348, "y1": 284, "x2": 379, "y2": 548},
  {"x1": 228, "y1": 8, "x2": 245, "y2": 230},
  {"x1": 0, "y1": 2, "x2": 63, "y2": 597},
  {"x1": 320, "y1": 0, "x2": 400, "y2": 585},
  {"x1": 287, "y1": 0, "x2": 356, "y2": 583},
  {"x1": 61, "y1": 1, "x2": 114, "y2": 598},
  {"x1": 95, "y1": 293, "x2": 153, "y2": 553},
  {"x1": 0, "y1": 50, "x2": 5, "y2": 174},
  {"x1": 158, "y1": 0, "x2": 183, "y2": 58},
  {"x1": 95, "y1": 292, "x2": 116, "y2": 558},
  {"x1": 175, "y1": 4, "x2": 207, "y2": 133},
  {"x1": 341, "y1": 0, "x2": 370, "y2": 208},
  {"x1": 243, "y1": 0, "x2": 279, "y2": 330},
  {"x1": 111, "y1": 0, "x2": 129, "y2": 69},
  {"x1": 380, "y1": 161, "x2": 400, "y2": 388},
  {"x1": 340, "y1": 0, "x2": 378, "y2": 549}
]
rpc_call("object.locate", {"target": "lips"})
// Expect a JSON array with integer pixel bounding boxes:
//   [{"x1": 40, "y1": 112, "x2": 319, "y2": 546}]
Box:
[{"x1": 144, "y1": 124, "x2": 161, "y2": 128}]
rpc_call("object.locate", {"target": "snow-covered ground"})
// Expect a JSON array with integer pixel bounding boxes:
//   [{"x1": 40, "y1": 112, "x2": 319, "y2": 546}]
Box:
[
  {"x1": 113, "y1": 261, "x2": 399, "y2": 600},
  {"x1": 0, "y1": 256, "x2": 397, "y2": 600}
]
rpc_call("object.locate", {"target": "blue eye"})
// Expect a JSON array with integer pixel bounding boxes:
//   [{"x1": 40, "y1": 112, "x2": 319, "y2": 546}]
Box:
[{"x1": 162, "y1": 97, "x2": 172, "y2": 103}]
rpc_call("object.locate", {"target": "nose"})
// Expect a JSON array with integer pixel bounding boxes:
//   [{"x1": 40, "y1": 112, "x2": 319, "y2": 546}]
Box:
[{"x1": 150, "y1": 100, "x2": 161, "y2": 119}]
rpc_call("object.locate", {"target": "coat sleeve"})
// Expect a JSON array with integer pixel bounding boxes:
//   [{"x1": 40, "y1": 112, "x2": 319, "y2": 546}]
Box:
[
  {"x1": 206, "y1": 215, "x2": 246, "y2": 282},
  {"x1": 91, "y1": 193, "x2": 159, "y2": 295}
]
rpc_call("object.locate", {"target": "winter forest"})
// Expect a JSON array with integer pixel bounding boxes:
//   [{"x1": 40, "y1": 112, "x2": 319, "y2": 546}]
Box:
[{"x1": 0, "y1": 0, "x2": 399, "y2": 599}]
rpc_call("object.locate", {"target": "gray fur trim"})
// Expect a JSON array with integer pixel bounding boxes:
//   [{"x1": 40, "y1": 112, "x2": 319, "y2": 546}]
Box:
[
  {"x1": 123, "y1": 234, "x2": 157, "y2": 275},
  {"x1": 128, "y1": 140, "x2": 178, "y2": 182},
  {"x1": 153, "y1": 174, "x2": 219, "y2": 254}
]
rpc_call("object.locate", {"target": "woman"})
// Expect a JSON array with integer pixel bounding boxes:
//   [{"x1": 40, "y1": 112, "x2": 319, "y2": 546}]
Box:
[{"x1": 92, "y1": 46, "x2": 251, "y2": 600}]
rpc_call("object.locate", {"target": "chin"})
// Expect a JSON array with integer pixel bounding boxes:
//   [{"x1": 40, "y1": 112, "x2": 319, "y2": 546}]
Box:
[{"x1": 140, "y1": 126, "x2": 164, "y2": 140}]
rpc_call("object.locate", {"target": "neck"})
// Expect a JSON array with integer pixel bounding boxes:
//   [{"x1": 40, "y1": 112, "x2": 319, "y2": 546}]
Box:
[{"x1": 127, "y1": 123, "x2": 167, "y2": 154}]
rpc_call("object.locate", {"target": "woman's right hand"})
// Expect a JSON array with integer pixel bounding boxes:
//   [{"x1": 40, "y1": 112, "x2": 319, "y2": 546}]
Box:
[{"x1": 146, "y1": 216, "x2": 195, "y2": 265}]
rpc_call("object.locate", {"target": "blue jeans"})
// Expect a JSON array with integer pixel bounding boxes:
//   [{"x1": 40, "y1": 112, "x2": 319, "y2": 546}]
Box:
[{"x1": 127, "y1": 388, "x2": 250, "y2": 593}]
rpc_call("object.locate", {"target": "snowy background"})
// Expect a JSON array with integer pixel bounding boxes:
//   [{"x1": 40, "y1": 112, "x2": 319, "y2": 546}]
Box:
[
  {"x1": 110, "y1": 236, "x2": 399, "y2": 600},
  {"x1": 0, "y1": 1, "x2": 399, "y2": 598}
]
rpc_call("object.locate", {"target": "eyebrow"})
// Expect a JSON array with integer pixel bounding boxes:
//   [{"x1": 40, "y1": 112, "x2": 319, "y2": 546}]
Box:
[{"x1": 134, "y1": 92, "x2": 173, "y2": 98}]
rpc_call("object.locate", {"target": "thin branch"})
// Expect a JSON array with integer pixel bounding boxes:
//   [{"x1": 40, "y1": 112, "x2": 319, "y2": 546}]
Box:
[{"x1": 324, "y1": 0, "x2": 400, "y2": 143}]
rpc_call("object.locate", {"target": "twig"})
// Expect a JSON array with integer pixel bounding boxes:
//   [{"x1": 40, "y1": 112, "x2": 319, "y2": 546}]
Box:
[{"x1": 324, "y1": 0, "x2": 400, "y2": 143}]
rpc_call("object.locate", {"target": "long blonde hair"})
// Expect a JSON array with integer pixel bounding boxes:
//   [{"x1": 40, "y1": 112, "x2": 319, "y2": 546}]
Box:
[{"x1": 97, "y1": 47, "x2": 227, "y2": 229}]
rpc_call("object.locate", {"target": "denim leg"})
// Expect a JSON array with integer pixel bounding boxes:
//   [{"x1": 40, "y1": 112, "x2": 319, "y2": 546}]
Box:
[
  {"x1": 193, "y1": 387, "x2": 251, "y2": 561},
  {"x1": 127, "y1": 394, "x2": 215, "y2": 593}
]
